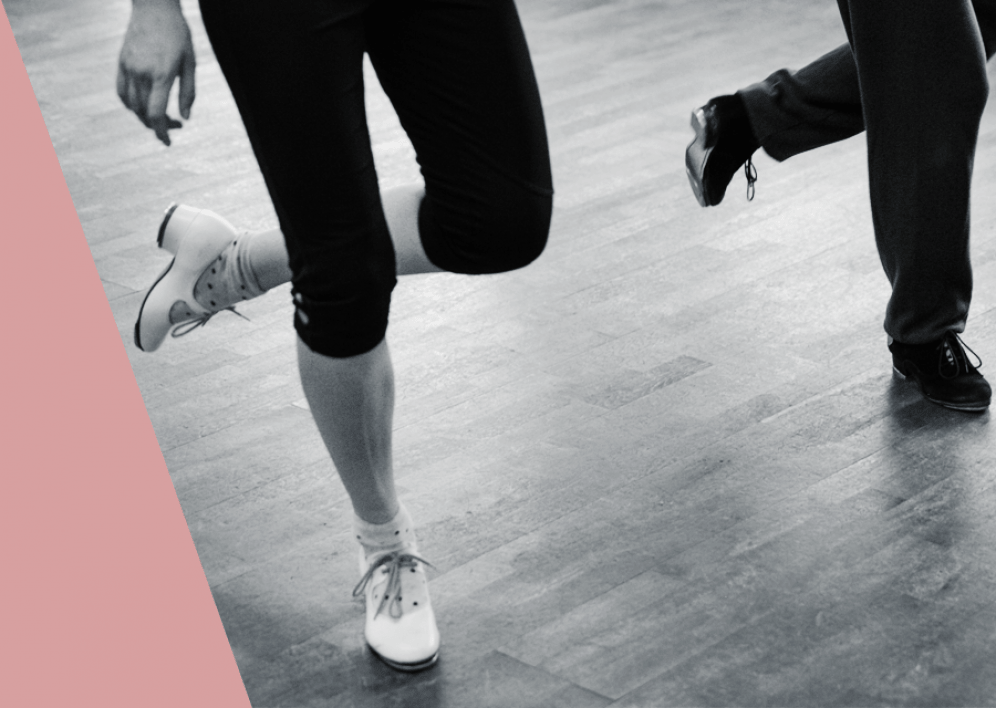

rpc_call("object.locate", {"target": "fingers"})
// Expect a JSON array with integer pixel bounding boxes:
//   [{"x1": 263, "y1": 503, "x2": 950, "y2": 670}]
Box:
[
  {"x1": 118, "y1": 61, "x2": 144, "y2": 121},
  {"x1": 118, "y1": 62, "x2": 152, "y2": 127},
  {"x1": 117, "y1": 60, "x2": 190, "y2": 146},
  {"x1": 134, "y1": 75, "x2": 153, "y2": 126},
  {"x1": 146, "y1": 78, "x2": 173, "y2": 145},
  {"x1": 149, "y1": 115, "x2": 184, "y2": 146},
  {"x1": 119, "y1": 69, "x2": 180, "y2": 145},
  {"x1": 178, "y1": 50, "x2": 196, "y2": 120}
]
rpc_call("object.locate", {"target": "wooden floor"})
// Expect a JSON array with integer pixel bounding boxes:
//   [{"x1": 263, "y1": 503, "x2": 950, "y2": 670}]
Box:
[{"x1": 10, "y1": 0, "x2": 996, "y2": 705}]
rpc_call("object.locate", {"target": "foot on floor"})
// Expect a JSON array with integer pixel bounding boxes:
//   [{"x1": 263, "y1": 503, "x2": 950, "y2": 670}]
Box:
[
  {"x1": 890, "y1": 331, "x2": 991, "y2": 412},
  {"x1": 352, "y1": 509, "x2": 440, "y2": 672}
]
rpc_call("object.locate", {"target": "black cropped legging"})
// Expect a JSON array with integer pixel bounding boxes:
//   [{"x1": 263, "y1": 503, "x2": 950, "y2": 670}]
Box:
[{"x1": 199, "y1": 0, "x2": 554, "y2": 357}]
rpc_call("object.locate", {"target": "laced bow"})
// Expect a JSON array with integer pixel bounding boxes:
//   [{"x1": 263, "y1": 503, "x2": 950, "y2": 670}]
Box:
[
  {"x1": 171, "y1": 306, "x2": 249, "y2": 339},
  {"x1": 353, "y1": 551, "x2": 434, "y2": 619},
  {"x1": 744, "y1": 156, "x2": 758, "y2": 201},
  {"x1": 938, "y1": 332, "x2": 983, "y2": 379}
]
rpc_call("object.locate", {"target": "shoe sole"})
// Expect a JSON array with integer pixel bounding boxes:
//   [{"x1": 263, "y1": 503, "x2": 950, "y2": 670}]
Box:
[
  {"x1": 685, "y1": 108, "x2": 714, "y2": 208},
  {"x1": 133, "y1": 204, "x2": 181, "y2": 352},
  {"x1": 368, "y1": 645, "x2": 439, "y2": 673},
  {"x1": 892, "y1": 365, "x2": 991, "y2": 413}
]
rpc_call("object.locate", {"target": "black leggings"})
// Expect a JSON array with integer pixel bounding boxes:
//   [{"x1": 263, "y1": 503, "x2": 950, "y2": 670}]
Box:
[{"x1": 199, "y1": 0, "x2": 554, "y2": 357}]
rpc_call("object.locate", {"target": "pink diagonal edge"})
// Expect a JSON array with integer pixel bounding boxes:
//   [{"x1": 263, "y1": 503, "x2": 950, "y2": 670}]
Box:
[{"x1": 0, "y1": 5, "x2": 250, "y2": 707}]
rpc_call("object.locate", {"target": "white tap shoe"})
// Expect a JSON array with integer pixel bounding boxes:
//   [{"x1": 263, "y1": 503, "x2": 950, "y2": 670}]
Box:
[
  {"x1": 353, "y1": 548, "x2": 441, "y2": 672},
  {"x1": 134, "y1": 204, "x2": 240, "y2": 352}
]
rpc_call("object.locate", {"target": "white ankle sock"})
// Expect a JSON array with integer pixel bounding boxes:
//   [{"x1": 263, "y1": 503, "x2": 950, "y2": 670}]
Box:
[
  {"x1": 353, "y1": 505, "x2": 417, "y2": 559},
  {"x1": 193, "y1": 233, "x2": 266, "y2": 311}
]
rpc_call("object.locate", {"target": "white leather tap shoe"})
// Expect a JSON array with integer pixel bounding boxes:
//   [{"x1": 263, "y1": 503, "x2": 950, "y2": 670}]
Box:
[
  {"x1": 134, "y1": 204, "x2": 240, "y2": 352},
  {"x1": 353, "y1": 549, "x2": 440, "y2": 672}
]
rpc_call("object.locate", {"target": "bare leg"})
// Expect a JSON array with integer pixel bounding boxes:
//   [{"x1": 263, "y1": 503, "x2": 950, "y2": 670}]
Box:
[
  {"x1": 195, "y1": 184, "x2": 440, "y2": 314},
  {"x1": 298, "y1": 337, "x2": 398, "y2": 522},
  {"x1": 293, "y1": 184, "x2": 441, "y2": 668},
  {"x1": 381, "y1": 184, "x2": 442, "y2": 276},
  {"x1": 294, "y1": 184, "x2": 437, "y2": 523},
  {"x1": 238, "y1": 225, "x2": 291, "y2": 292},
  {"x1": 251, "y1": 181, "x2": 444, "y2": 284}
]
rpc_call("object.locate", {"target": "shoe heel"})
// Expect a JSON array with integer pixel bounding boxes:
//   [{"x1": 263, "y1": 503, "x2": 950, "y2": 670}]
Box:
[
  {"x1": 158, "y1": 204, "x2": 239, "y2": 261},
  {"x1": 158, "y1": 204, "x2": 205, "y2": 254},
  {"x1": 689, "y1": 108, "x2": 707, "y2": 136},
  {"x1": 686, "y1": 108, "x2": 714, "y2": 208}
]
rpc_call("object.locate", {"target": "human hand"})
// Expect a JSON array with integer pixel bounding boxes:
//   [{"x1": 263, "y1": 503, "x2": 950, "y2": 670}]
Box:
[{"x1": 117, "y1": 1, "x2": 195, "y2": 146}]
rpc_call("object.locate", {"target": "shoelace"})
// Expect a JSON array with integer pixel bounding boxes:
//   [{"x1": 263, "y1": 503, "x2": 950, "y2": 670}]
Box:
[
  {"x1": 938, "y1": 332, "x2": 983, "y2": 379},
  {"x1": 352, "y1": 551, "x2": 434, "y2": 619},
  {"x1": 171, "y1": 306, "x2": 249, "y2": 339},
  {"x1": 744, "y1": 156, "x2": 758, "y2": 201}
]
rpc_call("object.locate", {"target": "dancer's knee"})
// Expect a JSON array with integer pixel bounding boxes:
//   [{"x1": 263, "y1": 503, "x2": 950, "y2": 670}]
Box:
[{"x1": 421, "y1": 181, "x2": 553, "y2": 275}]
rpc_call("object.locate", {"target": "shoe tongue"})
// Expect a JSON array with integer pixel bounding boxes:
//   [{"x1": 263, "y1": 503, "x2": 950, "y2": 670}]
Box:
[
  {"x1": 362, "y1": 546, "x2": 420, "y2": 584},
  {"x1": 940, "y1": 336, "x2": 966, "y2": 376}
]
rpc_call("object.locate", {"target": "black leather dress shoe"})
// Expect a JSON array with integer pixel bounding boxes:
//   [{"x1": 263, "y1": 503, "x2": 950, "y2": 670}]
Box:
[
  {"x1": 685, "y1": 94, "x2": 760, "y2": 207},
  {"x1": 890, "y1": 332, "x2": 991, "y2": 412}
]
